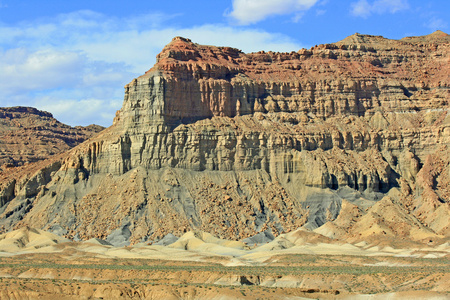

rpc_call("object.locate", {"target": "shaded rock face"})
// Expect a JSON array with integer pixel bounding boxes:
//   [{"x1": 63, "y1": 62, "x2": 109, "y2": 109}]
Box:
[
  {"x1": 0, "y1": 32, "x2": 449, "y2": 243},
  {"x1": 0, "y1": 106, "x2": 104, "y2": 171}
]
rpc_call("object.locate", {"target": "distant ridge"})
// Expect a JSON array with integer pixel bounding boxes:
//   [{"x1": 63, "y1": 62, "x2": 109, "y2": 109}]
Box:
[
  {"x1": 336, "y1": 30, "x2": 450, "y2": 48},
  {"x1": 401, "y1": 30, "x2": 450, "y2": 42},
  {"x1": 0, "y1": 106, "x2": 104, "y2": 171}
]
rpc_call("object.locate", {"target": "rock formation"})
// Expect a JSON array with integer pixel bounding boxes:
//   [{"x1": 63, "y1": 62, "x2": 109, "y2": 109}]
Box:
[
  {"x1": 0, "y1": 106, "x2": 104, "y2": 171},
  {"x1": 0, "y1": 31, "x2": 449, "y2": 245}
]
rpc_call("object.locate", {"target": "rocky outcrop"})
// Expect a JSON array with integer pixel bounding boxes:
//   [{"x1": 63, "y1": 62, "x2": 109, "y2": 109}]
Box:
[
  {"x1": 0, "y1": 106, "x2": 104, "y2": 171},
  {"x1": 0, "y1": 32, "x2": 449, "y2": 244}
]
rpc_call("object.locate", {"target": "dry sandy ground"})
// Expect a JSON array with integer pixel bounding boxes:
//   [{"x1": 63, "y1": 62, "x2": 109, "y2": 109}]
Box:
[{"x1": 0, "y1": 227, "x2": 448, "y2": 299}]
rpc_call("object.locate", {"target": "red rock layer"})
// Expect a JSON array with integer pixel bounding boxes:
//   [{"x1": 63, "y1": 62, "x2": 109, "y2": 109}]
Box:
[{"x1": 118, "y1": 32, "x2": 449, "y2": 128}]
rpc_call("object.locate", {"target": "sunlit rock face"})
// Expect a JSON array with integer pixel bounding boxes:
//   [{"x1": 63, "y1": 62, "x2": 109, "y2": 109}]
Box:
[{"x1": 0, "y1": 32, "x2": 449, "y2": 244}]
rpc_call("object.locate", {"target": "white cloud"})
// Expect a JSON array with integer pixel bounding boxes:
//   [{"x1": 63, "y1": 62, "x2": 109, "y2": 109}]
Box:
[
  {"x1": 316, "y1": 9, "x2": 326, "y2": 16},
  {"x1": 351, "y1": 0, "x2": 409, "y2": 18},
  {"x1": 0, "y1": 46, "x2": 133, "y2": 126},
  {"x1": 0, "y1": 10, "x2": 302, "y2": 127},
  {"x1": 37, "y1": 98, "x2": 123, "y2": 127},
  {"x1": 228, "y1": 0, "x2": 319, "y2": 25},
  {"x1": 351, "y1": 0, "x2": 371, "y2": 17},
  {"x1": 425, "y1": 18, "x2": 448, "y2": 31},
  {"x1": 0, "y1": 49, "x2": 85, "y2": 92}
]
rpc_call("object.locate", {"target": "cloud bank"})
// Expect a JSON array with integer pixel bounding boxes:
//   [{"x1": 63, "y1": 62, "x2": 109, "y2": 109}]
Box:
[{"x1": 0, "y1": 11, "x2": 301, "y2": 126}]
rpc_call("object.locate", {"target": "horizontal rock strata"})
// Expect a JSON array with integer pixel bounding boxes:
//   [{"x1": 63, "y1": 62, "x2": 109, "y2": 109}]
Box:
[{"x1": 0, "y1": 32, "x2": 449, "y2": 244}]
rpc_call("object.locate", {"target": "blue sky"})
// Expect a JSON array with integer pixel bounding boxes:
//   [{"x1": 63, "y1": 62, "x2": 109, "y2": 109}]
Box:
[{"x1": 0, "y1": 0, "x2": 448, "y2": 126}]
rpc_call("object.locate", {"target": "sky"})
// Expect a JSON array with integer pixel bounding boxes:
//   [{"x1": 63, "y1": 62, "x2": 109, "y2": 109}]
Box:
[{"x1": 0, "y1": 0, "x2": 448, "y2": 127}]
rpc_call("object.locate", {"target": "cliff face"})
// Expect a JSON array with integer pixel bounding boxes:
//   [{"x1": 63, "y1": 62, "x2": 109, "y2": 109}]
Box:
[
  {"x1": 121, "y1": 33, "x2": 448, "y2": 124},
  {"x1": 0, "y1": 32, "x2": 449, "y2": 244}
]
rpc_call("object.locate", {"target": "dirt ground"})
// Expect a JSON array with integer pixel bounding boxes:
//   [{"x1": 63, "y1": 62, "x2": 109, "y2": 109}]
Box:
[{"x1": 0, "y1": 250, "x2": 448, "y2": 300}]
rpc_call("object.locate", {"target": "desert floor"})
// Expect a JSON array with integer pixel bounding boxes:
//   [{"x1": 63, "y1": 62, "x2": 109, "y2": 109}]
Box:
[{"x1": 0, "y1": 227, "x2": 449, "y2": 299}]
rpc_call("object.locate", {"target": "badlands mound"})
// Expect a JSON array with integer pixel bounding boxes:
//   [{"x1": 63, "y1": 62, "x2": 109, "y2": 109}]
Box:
[
  {"x1": 0, "y1": 31, "x2": 449, "y2": 249},
  {"x1": 0, "y1": 226, "x2": 448, "y2": 299}
]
